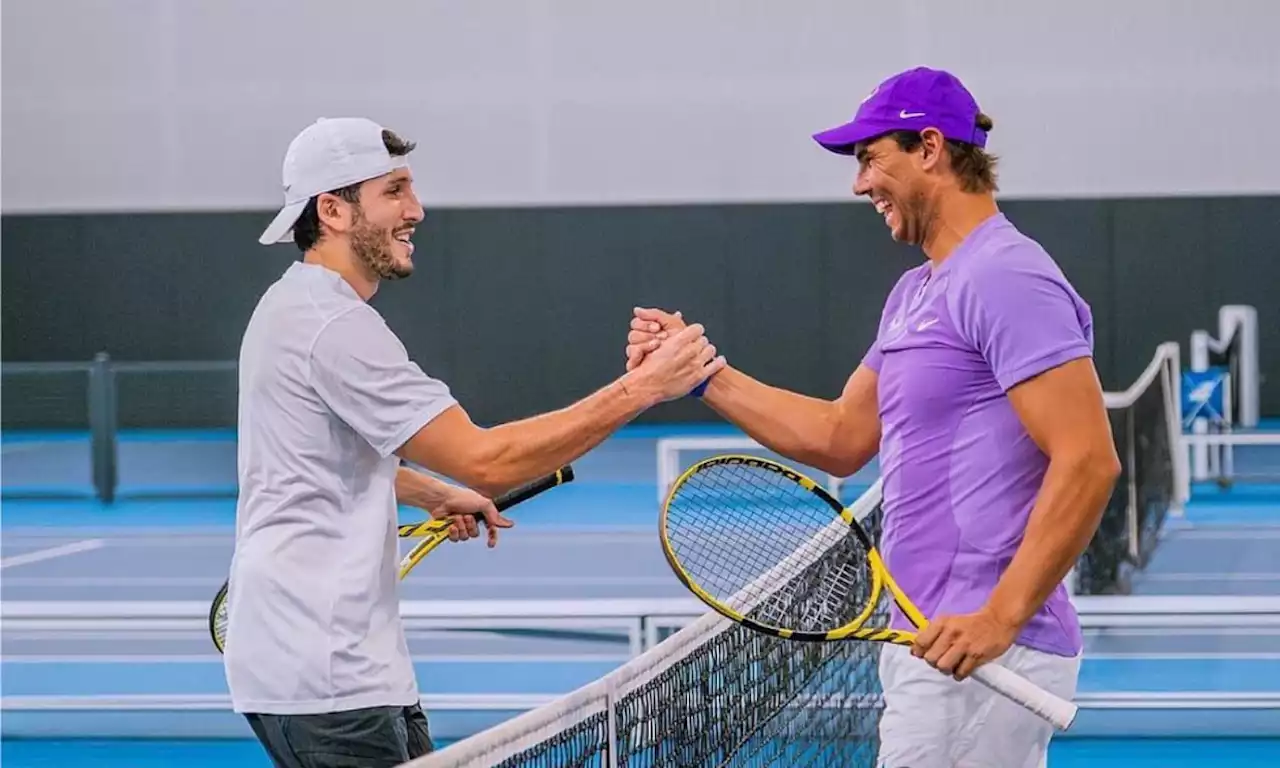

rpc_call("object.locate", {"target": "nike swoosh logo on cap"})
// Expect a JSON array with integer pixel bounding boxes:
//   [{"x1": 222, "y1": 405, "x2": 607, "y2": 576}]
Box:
[{"x1": 900, "y1": 110, "x2": 926, "y2": 118}]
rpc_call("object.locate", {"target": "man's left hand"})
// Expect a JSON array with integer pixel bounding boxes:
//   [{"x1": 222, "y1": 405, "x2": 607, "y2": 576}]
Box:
[
  {"x1": 432, "y1": 487, "x2": 514, "y2": 548},
  {"x1": 911, "y1": 608, "x2": 1021, "y2": 681}
]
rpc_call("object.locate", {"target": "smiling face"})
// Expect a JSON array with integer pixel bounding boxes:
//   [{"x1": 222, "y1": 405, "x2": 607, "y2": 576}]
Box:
[
  {"x1": 852, "y1": 130, "x2": 946, "y2": 247},
  {"x1": 315, "y1": 167, "x2": 424, "y2": 282},
  {"x1": 348, "y1": 168, "x2": 423, "y2": 281}
]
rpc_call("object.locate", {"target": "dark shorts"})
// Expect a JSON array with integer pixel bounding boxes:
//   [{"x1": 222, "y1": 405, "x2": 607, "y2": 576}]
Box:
[{"x1": 244, "y1": 703, "x2": 434, "y2": 768}]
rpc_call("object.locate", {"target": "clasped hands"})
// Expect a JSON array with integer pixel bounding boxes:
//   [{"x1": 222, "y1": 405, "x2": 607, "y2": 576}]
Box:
[{"x1": 619, "y1": 307, "x2": 725, "y2": 405}]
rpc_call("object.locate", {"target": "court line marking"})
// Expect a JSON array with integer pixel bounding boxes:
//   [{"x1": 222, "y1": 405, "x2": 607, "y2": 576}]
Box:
[
  {"x1": 0, "y1": 540, "x2": 105, "y2": 570},
  {"x1": 1, "y1": 532, "x2": 659, "y2": 548},
  {"x1": 0, "y1": 575, "x2": 676, "y2": 587},
  {"x1": 1140, "y1": 573, "x2": 1280, "y2": 581},
  {"x1": 11, "y1": 653, "x2": 1276, "y2": 663},
  {"x1": 2, "y1": 653, "x2": 631, "y2": 664},
  {"x1": 1169, "y1": 529, "x2": 1280, "y2": 539},
  {"x1": 1086, "y1": 653, "x2": 1280, "y2": 661},
  {"x1": 1085, "y1": 627, "x2": 1280, "y2": 638}
]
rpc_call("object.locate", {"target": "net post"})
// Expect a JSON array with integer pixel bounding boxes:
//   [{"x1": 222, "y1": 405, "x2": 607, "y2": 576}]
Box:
[
  {"x1": 1188, "y1": 330, "x2": 1211, "y2": 483},
  {"x1": 1220, "y1": 305, "x2": 1258, "y2": 428},
  {"x1": 1124, "y1": 407, "x2": 1139, "y2": 564},
  {"x1": 88, "y1": 351, "x2": 118, "y2": 503},
  {"x1": 656, "y1": 438, "x2": 675, "y2": 504},
  {"x1": 605, "y1": 677, "x2": 619, "y2": 768}
]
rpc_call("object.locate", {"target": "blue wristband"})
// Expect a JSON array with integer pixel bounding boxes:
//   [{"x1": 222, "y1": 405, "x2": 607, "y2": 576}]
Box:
[{"x1": 689, "y1": 378, "x2": 711, "y2": 398}]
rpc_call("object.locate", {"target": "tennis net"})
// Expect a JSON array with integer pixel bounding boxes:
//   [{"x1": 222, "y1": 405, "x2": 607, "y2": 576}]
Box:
[
  {"x1": 1075, "y1": 341, "x2": 1188, "y2": 595},
  {"x1": 401, "y1": 482, "x2": 890, "y2": 767}
]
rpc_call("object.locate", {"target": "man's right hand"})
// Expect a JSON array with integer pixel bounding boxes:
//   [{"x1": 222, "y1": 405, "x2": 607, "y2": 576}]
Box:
[{"x1": 622, "y1": 321, "x2": 724, "y2": 406}]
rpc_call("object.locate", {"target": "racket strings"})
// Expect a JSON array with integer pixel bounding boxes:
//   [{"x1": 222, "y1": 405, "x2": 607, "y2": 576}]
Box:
[{"x1": 665, "y1": 460, "x2": 876, "y2": 633}]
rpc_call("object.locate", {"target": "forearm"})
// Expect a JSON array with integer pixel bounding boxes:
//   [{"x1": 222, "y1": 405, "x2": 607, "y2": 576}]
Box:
[
  {"x1": 469, "y1": 379, "x2": 648, "y2": 495},
  {"x1": 986, "y1": 450, "x2": 1119, "y2": 627},
  {"x1": 700, "y1": 366, "x2": 849, "y2": 474},
  {"x1": 394, "y1": 466, "x2": 455, "y2": 510}
]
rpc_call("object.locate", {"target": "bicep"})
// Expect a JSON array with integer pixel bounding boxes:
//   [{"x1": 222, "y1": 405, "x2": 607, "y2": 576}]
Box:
[
  {"x1": 829, "y1": 364, "x2": 881, "y2": 474},
  {"x1": 1006, "y1": 357, "x2": 1114, "y2": 461},
  {"x1": 394, "y1": 404, "x2": 494, "y2": 488}
]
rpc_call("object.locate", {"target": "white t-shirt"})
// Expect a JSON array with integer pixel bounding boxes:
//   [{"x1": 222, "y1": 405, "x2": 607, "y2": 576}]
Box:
[{"x1": 224, "y1": 261, "x2": 457, "y2": 715}]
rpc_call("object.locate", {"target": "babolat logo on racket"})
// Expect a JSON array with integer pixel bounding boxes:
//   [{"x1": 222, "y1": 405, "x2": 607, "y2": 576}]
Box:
[{"x1": 700, "y1": 455, "x2": 805, "y2": 485}]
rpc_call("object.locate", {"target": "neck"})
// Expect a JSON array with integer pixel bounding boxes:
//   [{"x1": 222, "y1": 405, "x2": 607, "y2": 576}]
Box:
[
  {"x1": 921, "y1": 186, "x2": 999, "y2": 267},
  {"x1": 303, "y1": 241, "x2": 379, "y2": 301}
]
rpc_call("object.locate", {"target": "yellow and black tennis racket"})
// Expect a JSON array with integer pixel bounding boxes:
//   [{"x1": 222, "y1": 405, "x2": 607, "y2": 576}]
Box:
[
  {"x1": 659, "y1": 454, "x2": 1078, "y2": 731},
  {"x1": 209, "y1": 465, "x2": 575, "y2": 653}
]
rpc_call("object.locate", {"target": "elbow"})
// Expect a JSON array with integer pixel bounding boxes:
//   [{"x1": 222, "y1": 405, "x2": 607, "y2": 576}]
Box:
[
  {"x1": 821, "y1": 455, "x2": 868, "y2": 480},
  {"x1": 470, "y1": 471, "x2": 517, "y2": 500},
  {"x1": 1066, "y1": 443, "x2": 1123, "y2": 500},
  {"x1": 465, "y1": 436, "x2": 529, "y2": 499},
  {"x1": 1095, "y1": 445, "x2": 1123, "y2": 491},
  {"x1": 818, "y1": 436, "x2": 879, "y2": 480},
  {"x1": 464, "y1": 458, "x2": 515, "y2": 500}
]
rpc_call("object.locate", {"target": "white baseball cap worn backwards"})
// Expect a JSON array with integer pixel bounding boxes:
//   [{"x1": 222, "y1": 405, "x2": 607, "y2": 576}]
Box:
[{"x1": 259, "y1": 117, "x2": 411, "y2": 245}]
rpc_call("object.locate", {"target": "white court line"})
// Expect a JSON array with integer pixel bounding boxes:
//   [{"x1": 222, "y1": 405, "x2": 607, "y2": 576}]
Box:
[
  {"x1": 1171, "y1": 529, "x2": 1280, "y2": 539},
  {"x1": 1140, "y1": 573, "x2": 1280, "y2": 581},
  {"x1": 1085, "y1": 627, "x2": 1280, "y2": 638},
  {"x1": 3, "y1": 653, "x2": 630, "y2": 664},
  {"x1": 0, "y1": 540, "x2": 105, "y2": 570},
  {"x1": 0, "y1": 532, "x2": 657, "y2": 549},
  {"x1": 2, "y1": 629, "x2": 544, "y2": 643},
  {"x1": 0, "y1": 575, "x2": 674, "y2": 587},
  {"x1": 1086, "y1": 652, "x2": 1280, "y2": 661}
]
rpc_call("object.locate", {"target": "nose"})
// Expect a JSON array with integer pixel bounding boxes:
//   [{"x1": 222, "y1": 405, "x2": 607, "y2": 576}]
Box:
[
  {"x1": 852, "y1": 167, "x2": 872, "y2": 197},
  {"x1": 405, "y1": 188, "x2": 425, "y2": 224}
]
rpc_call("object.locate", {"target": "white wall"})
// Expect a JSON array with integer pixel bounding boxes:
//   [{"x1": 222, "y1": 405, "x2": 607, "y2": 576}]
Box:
[{"x1": 3, "y1": 0, "x2": 1278, "y2": 213}]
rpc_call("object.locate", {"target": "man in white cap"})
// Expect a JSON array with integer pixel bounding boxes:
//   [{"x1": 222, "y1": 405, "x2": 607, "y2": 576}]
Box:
[{"x1": 226, "y1": 117, "x2": 724, "y2": 767}]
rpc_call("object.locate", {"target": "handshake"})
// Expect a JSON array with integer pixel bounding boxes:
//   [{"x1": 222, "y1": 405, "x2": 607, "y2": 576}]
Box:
[{"x1": 619, "y1": 306, "x2": 727, "y2": 407}]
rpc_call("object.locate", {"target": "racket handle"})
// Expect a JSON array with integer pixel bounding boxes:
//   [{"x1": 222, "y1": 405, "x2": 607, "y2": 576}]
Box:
[
  {"x1": 970, "y1": 660, "x2": 1078, "y2": 731},
  {"x1": 398, "y1": 467, "x2": 576, "y2": 538},
  {"x1": 492, "y1": 465, "x2": 574, "y2": 512}
]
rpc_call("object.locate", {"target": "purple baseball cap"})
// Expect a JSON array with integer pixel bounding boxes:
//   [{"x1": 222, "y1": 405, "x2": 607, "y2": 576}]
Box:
[{"x1": 812, "y1": 67, "x2": 988, "y2": 155}]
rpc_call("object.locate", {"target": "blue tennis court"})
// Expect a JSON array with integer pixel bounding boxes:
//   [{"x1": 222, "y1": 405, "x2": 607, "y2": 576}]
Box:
[{"x1": 4, "y1": 426, "x2": 1280, "y2": 767}]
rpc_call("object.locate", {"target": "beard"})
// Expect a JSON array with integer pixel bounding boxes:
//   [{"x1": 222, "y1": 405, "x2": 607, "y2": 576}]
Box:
[
  {"x1": 351, "y1": 208, "x2": 413, "y2": 281},
  {"x1": 894, "y1": 186, "x2": 934, "y2": 247}
]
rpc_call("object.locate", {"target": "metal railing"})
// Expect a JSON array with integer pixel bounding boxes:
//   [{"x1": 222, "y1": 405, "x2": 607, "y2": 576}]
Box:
[{"x1": 2, "y1": 354, "x2": 238, "y2": 502}]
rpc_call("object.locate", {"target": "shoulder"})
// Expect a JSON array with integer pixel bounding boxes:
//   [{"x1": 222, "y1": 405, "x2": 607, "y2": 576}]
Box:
[
  {"x1": 309, "y1": 303, "x2": 400, "y2": 363},
  {"x1": 943, "y1": 218, "x2": 1094, "y2": 385},
  {"x1": 948, "y1": 219, "x2": 1084, "y2": 315}
]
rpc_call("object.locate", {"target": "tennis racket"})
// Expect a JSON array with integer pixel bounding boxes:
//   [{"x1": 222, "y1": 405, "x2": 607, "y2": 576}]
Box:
[
  {"x1": 659, "y1": 454, "x2": 1078, "y2": 731},
  {"x1": 209, "y1": 465, "x2": 575, "y2": 653}
]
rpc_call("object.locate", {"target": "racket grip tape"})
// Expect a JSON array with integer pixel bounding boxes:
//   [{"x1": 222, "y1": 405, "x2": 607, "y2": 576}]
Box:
[
  {"x1": 490, "y1": 465, "x2": 574, "y2": 513},
  {"x1": 970, "y1": 661, "x2": 1078, "y2": 731}
]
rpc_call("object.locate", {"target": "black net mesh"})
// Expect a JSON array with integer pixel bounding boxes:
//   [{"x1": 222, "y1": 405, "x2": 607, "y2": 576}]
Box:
[
  {"x1": 1075, "y1": 348, "x2": 1179, "y2": 595},
  {"x1": 406, "y1": 489, "x2": 888, "y2": 768}
]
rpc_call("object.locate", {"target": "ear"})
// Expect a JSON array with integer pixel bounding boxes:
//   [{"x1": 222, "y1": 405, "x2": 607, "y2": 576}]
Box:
[
  {"x1": 315, "y1": 193, "x2": 353, "y2": 235},
  {"x1": 918, "y1": 127, "x2": 947, "y2": 172}
]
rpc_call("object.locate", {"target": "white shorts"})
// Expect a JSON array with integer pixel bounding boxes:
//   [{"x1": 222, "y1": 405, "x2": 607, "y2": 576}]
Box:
[{"x1": 876, "y1": 642, "x2": 1081, "y2": 768}]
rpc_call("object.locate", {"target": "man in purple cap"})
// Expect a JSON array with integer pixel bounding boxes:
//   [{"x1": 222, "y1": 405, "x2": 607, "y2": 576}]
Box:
[{"x1": 625, "y1": 67, "x2": 1120, "y2": 767}]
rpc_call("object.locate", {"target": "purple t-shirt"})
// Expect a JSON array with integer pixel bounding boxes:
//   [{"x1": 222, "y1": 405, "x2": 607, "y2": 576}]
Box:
[{"x1": 863, "y1": 213, "x2": 1091, "y2": 658}]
